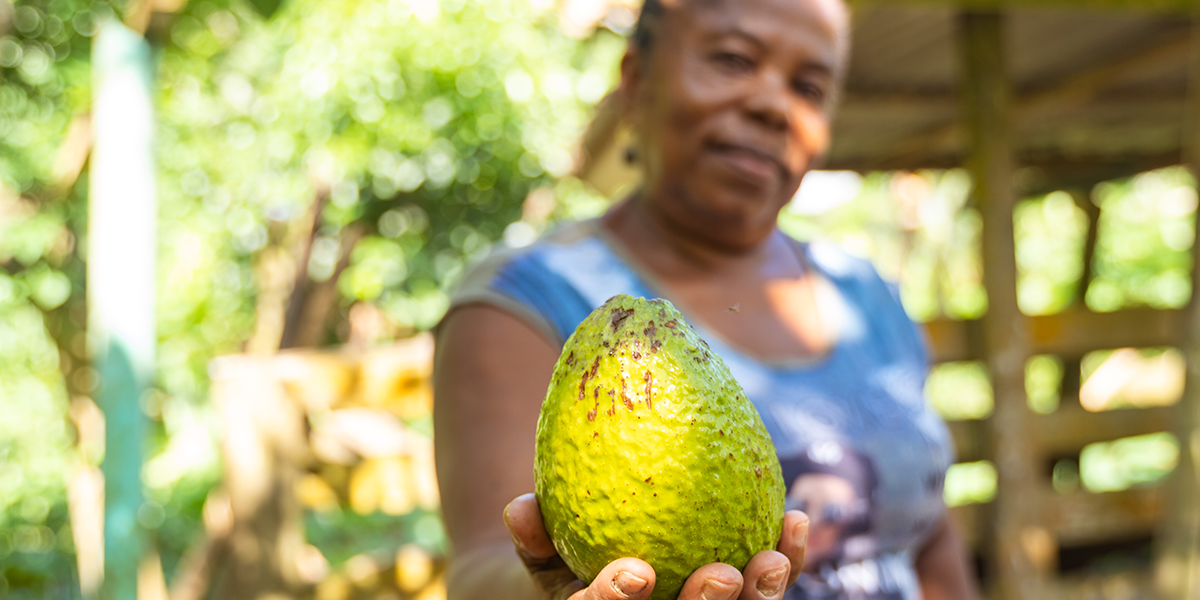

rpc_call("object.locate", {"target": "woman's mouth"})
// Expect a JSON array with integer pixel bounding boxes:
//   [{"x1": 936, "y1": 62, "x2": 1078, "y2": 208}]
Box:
[{"x1": 708, "y1": 142, "x2": 785, "y2": 184}]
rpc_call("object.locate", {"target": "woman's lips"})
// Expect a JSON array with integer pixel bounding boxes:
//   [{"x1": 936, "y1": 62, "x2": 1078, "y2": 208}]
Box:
[{"x1": 708, "y1": 143, "x2": 783, "y2": 184}]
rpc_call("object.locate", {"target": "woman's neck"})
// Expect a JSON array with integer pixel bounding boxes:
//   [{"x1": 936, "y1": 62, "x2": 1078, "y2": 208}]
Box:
[{"x1": 602, "y1": 193, "x2": 778, "y2": 280}]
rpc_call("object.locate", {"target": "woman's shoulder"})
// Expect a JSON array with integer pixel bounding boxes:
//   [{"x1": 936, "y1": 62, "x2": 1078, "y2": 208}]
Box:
[
  {"x1": 801, "y1": 239, "x2": 885, "y2": 283},
  {"x1": 454, "y1": 219, "x2": 611, "y2": 298},
  {"x1": 448, "y1": 218, "x2": 615, "y2": 345}
]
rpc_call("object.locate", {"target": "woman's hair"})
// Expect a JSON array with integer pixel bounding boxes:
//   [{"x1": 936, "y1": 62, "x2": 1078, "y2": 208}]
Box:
[
  {"x1": 631, "y1": 0, "x2": 664, "y2": 53},
  {"x1": 630, "y1": 0, "x2": 850, "y2": 62}
]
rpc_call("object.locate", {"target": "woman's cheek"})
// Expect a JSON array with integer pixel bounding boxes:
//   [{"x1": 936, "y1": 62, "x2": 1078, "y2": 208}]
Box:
[{"x1": 795, "y1": 106, "x2": 831, "y2": 160}]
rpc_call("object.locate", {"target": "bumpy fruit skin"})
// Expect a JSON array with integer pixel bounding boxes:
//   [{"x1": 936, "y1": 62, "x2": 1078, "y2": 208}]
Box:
[{"x1": 535, "y1": 295, "x2": 785, "y2": 600}]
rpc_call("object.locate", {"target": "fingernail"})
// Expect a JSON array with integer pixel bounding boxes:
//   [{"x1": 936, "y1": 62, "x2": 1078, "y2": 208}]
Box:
[
  {"x1": 700, "y1": 578, "x2": 739, "y2": 600},
  {"x1": 793, "y1": 519, "x2": 809, "y2": 548},
  {"x1": 612, "y1": 570, "x2": 648, "y2": 597},
  {"x1": 756, "y1": 566, "x2": 788, "y2": 597}
]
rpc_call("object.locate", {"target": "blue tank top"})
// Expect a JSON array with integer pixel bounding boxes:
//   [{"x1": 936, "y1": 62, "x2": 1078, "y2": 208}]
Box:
[{"x1": 451, "y1": 219, "x2": 954, "y2": 600}]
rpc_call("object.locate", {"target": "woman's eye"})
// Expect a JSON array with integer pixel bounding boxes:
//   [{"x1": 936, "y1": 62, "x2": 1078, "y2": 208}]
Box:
[
  {"x1": 713, "y1": 52, "x2": 754, "y2": 72},
  {"x1": 793, "y1": 81, "x2": 826, "y2": 104}
]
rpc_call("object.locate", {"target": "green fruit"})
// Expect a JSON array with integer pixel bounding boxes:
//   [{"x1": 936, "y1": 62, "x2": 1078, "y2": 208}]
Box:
[{"x1": 535, "y1": 294, "x2": 785, "y2": 600}]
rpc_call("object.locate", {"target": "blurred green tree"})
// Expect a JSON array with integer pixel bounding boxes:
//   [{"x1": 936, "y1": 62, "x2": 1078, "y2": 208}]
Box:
[{"x1": 1, "y1": 0, "x2": 623, "y2": 593}]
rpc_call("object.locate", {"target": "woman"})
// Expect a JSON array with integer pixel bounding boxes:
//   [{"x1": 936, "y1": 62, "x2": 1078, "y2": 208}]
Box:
[{"x1": 433, "y1": 0, "x2": 979, "y2": 598}]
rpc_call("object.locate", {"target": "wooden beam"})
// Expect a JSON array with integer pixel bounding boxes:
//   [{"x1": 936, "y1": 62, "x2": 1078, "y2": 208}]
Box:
[
  {"x1": 1029, "y1": 308, "x2": 1184, "y2": 357},
  {"x1": 949, "y1": 487, "x2": 1166, "y2": 555},
  {"x1": 835, "y1": 86, "x2": 1188, "y2": 116},
  {"x1": 849, "y1": 0, "x2": 1199, "y2": 13},
  {"x1": 1159, "y1": 9, "x2": 1200, "y2": 599},
  {"x1": 947, "y1": 420, "x2": 987, "y2": 463},
  {"x1": 1070, "y1": 188, "x2": 1100, "y2": 305},
  {"x1": 960, "y1": 10, "x2": 1047, "y2": 597},
  {"x1": 946, "y1": 405, "x2": 1176, "y2": 464},
  {"x1": 880, "y1": 33, "x2": 1193, "y2": 169},
  {"x1": 923, "y1": 308, "x2": 1186, "y2": 364},
  {"x1": 1050, "y1": 569, "x2": 1156, "y2": 599},
  {"x1": 828, "y1": 150, "x2": 1187, "y2": 191},
  {"x1": 1034, "y1": 405, "x2": 1177, "y2": 457},
  {"x1": 1049, "y1": 487, "x2": 1165, "y2": 547}
]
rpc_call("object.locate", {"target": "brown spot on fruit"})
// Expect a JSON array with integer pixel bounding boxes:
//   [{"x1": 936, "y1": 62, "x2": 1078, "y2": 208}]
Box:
[
  {"x1": 633, "y1": 351, "x2": 641, "y2": 360},
  {"x1": 578, "y1": 367, "x2": 590, "y2": 401},
  {"x1": 755, "y1": 467, "x2": 763, "y2": 478},
  {"x1": 665, "y1": 320, "x2": 677, "y2": 328},
  {"x1": 622, "y1": 379, "x2": 633, "y2": 410},
  {"x1": 645, "y1": 476, "x2": 652, "y2": 483},
  {"x1": 610, "y1": 307, "x2": 635, "y2": 331},
  {"x1": 719, "y1": 430, "x2": 724, "y2": 436},
  {"x1": 565, "y1": 352, "x2": 575, "y2": 366},
  {"x1": 587, "y1": 409, "x2": 596, "y2": 421},
  {"x1": 644, "y1": 371, "x2": 653, "y2": 410}
]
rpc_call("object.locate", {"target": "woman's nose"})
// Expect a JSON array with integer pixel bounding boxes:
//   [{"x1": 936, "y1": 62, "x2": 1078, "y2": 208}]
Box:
[{"x1": 744, "y1": 70, "x2": 792, "y2": 131}]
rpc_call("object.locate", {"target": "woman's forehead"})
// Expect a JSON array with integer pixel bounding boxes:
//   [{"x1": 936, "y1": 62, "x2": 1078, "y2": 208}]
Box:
[{"x1": 661, "y1": 0, "x2": 847, "y2": 51}]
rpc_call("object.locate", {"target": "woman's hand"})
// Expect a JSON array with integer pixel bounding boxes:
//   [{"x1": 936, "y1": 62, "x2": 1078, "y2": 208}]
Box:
[{"x1": 504, "y1": 493, "x2": 810, "y2": 600}]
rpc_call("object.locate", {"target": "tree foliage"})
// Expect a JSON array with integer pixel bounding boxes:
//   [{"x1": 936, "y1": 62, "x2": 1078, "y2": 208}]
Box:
[{"x1": 1, "y1": 0, "x2": 622, "y2": 592}]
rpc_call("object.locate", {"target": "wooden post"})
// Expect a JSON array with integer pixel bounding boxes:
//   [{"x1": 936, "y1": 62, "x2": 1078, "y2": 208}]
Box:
[
  {"x1": 958, "y1": 11, "x2": 1045, "y2": 599},
  {"x1": 89, "y1": 21, "x2": 157, "y2": 600},
  {"x1": 1071, "y1": 188, "x2": 1101, "y2": 305},
  {"x1": 1160, "y1": 10, "x2": 1200, "y2": 600}
]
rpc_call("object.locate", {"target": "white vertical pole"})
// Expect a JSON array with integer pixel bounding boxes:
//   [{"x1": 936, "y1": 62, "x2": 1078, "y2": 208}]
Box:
[{"x1": 88, "y1": 20, "x2": 156, "y2": 600}]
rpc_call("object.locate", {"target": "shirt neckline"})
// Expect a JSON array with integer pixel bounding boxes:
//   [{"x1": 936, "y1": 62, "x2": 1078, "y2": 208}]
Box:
[{"x1": 584, "y1": 218, "x2": 846, "y2": 371}]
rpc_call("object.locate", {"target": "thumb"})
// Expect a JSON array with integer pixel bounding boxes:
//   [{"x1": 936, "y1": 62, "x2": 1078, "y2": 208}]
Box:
[{"x1": 573, "y1": 557, "x2": 656, "y2": 600}]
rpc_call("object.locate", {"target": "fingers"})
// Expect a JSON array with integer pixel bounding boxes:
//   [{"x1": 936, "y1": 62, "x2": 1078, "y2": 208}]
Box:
[
  {"x1": 569, "y1": 557, "x2": 657, "y2": 600},
  {"x1": 738, "y1": 551, "x2": 790, "y2": 600},
  {"x1": 505, "y1": 493, "x2": 558, "y2": 558},
  {"x1": 776, "y1": 510, "x2": 809, "y2": 588},
  {"x1": 678, "y1": 562, "x2": 743, "y2": 600},
  {"x1": 505, "y1": 494, "x2": 657, "y2": 600},
  {"x1": 504, "y1": 494, "x2": 579, "y2": 597}
]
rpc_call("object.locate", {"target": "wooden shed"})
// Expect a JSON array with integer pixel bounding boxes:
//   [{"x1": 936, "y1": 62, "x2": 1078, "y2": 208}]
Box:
[{"x1": 576, "y1": 2, "x2": 1200, "y2": 599}]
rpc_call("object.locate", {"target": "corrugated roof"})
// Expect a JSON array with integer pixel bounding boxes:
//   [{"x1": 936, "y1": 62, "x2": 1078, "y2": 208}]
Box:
[{"x1": 828, "y1": 6, "x2": 1194, "y2": 190}]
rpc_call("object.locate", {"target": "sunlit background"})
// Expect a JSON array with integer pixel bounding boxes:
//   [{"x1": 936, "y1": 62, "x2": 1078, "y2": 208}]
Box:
[{"x1": 2, "y1": 0, "x2": 1198, "y2": 598}]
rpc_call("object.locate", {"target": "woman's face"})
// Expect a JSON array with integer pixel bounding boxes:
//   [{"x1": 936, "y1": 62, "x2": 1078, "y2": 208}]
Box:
[{"x1": 623, "y1": 0, "x2": 845, "y2": 250}]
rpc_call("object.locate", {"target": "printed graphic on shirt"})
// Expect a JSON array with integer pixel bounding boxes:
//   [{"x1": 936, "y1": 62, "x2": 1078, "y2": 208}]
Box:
[{"x1": 781, "y1": 441, "x2": 918, "y2": 600}]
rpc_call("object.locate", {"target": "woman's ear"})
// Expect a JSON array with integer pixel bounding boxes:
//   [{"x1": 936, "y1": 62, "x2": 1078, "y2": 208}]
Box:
[{"x1": 618, "y1": 47, "x2": 643, "y2": 122}]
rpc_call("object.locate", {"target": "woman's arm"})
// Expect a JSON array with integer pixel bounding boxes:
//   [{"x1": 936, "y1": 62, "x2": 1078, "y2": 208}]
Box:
[
  {"x1": 434, "y1": 303, "x2": 561, "y2": 600},
  {"x1": 915, "y1": 512, "x2": 979, "y2": 600}
]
